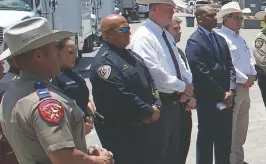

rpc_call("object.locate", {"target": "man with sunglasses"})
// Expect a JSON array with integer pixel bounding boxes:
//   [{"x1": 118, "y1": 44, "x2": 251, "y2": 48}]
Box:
[
  {"x1": 90, "y1": 14, "x2": 162, "y2": 164},
  {"x1": 186, "y1": 4, "x2": 236, "y2": 164},
  {"x1": 217, "y1": 2, "x2": 256, "y2": 164}
]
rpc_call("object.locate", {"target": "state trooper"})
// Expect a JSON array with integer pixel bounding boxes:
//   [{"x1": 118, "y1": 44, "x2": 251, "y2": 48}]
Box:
[
  {"x1": 253, "y1": 10, "x2": 266, "y2": 108},
  {"x1": 0, "y1": 17, "x2": 113, "y2": 164},
  {"x1": 89, "y1": 14, "x2": 162, "y2": 164}
]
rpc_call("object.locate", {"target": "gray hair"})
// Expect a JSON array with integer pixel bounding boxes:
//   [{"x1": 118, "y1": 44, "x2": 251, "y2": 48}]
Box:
[
  {"x1": 172, "y1": 13, "x2": 182, "y2": 23},
  {"x1": 165, "y1": 13, "x2": 182, "y2": 29}
]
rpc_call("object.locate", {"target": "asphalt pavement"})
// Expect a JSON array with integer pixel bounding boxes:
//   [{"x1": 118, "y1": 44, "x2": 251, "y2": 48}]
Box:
[{"x1": 70, "y1": 17, "x2": 266, "y2": 163}]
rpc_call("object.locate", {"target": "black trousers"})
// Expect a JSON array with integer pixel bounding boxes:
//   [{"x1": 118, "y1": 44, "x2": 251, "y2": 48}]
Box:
[
  {"x1": 179, "y1": 108, "x2": 192, "y2": 164},
  {"x1": 95, "y1": 119, "x2": 162, "y2": 164},
  {"x1": 257, "y1": 75, "x2": 266, "y2": 107},
  {"x1": 196, "y1": 105, "x2": 232, "y2": 164},
  {"x1": 159, "y1": 93, "x2": 182, "y2": 164}
]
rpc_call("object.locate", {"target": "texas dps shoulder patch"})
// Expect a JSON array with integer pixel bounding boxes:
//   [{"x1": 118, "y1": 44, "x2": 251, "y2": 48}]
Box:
[
  {"x1": 97, "y1": 65, "x2": 111, "y2": 80},
  {"x1": 38, "y1": 99, "x2": 64, "y2": 124},
  {"x1": 255, "y1": 38, "x2": 264, "y2": 49}
]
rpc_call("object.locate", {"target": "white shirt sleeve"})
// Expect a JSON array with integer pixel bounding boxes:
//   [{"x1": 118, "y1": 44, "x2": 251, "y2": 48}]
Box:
[
  {"x1": 235, "y1": 67, "x2": 248, "y2": 84},
  {"x1": 249, "y1": 55, "x2": 257, "y2": 75},
  {"x1": 131, "y1": 37, "x2": 186, "y2": 93}
]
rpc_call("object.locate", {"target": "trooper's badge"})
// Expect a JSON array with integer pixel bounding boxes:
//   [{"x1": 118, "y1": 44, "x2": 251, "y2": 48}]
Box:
[
  {"x1": 97, "y1": 65, "x2": 111, "y2": 80},
  {"x1": 255, "y1": 38, "x2": 264, "y2": 49},
  {"x1": 38, "y1": 99, "x2": 64, "y2": 124}
]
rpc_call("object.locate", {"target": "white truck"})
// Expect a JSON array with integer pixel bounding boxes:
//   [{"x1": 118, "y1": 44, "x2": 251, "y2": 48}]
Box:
[
  {"x1": 40, "y1": 0, "x2": 97, "y2": 57},
  {"x1": 0, "y1": 0, "x2": 97, "y2": 58},
  {"x1": 0, "y1": 0, "x2": 38, "y2": 54}
]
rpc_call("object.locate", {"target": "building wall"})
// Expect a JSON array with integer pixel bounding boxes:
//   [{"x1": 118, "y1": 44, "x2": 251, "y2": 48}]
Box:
[{"x1": 236, "y1": 0, "x2": 261, "y2": 15}]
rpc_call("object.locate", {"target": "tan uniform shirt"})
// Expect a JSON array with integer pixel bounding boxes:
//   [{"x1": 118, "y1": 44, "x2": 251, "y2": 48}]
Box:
[
  {"x1": 0, "y1": 71, "x2": 87, "y2": 164},
  {"x1": 253, "y1": 31, "x2": 266, "y2": 72}
]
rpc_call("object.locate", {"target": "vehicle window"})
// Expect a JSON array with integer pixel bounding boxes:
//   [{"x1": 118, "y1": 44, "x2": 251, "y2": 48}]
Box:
[
  {"x1": 0, "y1": 0, "x2": 33, "y2": 11},
  {"x1": 262, "y1": 2, "x2": 266, "y2": 6},
  {"x1": 35, "y1": 0, "x2": 40, "y2": 7}
]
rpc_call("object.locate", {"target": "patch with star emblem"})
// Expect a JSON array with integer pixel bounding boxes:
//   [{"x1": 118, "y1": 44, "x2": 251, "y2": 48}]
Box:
[
  {"x1": 97, "y1": 65, "x2": 112, "y2": 80},
  {"x1": 38, "y1": 99, "x2": 64, "y2": 124},
  {"x1": 255, "y1": 38, "x2": 264, "y2": 49}
]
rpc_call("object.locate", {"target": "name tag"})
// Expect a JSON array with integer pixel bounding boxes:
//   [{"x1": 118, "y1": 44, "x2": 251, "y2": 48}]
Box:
[{"x1": 66, "y1": 81, "x2": 76, "y2": 85}]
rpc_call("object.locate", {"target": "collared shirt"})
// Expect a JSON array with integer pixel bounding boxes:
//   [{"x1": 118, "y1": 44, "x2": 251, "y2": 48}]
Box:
[
  {"x1": 218, "y1": 25, "x2": 257, "y2": 84},
  {"x1": 198, "y1": 25, "x2": 212, "y2": 35},
  {"x1": 130, "y1": 19, "x2": 192, "y2": 93}
]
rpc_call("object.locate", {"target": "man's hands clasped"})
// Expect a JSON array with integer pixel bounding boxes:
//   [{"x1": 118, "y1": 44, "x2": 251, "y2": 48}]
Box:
[
  {"x1": 243, "y1": 75, "x2": 256, "y2": 88},
  {"x1": 180, "y1": 82, "x2": 197, "y2": 111},
  {"x1": 89, "y1": 147, "x2": 114, "y2": 164},
  {"x1": 142, "y1": 105, "x2": 160, "y2": 124}
]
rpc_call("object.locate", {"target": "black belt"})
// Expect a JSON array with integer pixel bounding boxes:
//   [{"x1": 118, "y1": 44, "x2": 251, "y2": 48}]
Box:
[{"x1": 159, "y1": 92, "x2": 180, "y2": 98}]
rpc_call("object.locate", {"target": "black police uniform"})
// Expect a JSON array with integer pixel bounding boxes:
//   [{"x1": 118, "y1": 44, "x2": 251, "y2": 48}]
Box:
[
  {"x1": 53, "y1": 68, "x2": 91, "y2": 117},
  {"x1": 90, "y1": 43, "x2": 162, "y2": 164}
]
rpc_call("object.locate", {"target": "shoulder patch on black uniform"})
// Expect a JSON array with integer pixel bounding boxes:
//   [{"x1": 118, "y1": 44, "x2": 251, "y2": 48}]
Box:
[
  {"x1": 97, "y1": 65, "x2": 112, "y2": 80},
  {"x1": 255, "y1": 38, "x2": 264, "y2": 49}
]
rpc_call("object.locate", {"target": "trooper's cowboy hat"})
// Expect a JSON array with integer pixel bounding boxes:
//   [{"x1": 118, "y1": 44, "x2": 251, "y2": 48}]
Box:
[
  {"x1": 0, "y1": 17, "x2": 74, "y2": 61},
  {"x1": 136, "y1": 0, "x2": 177, "y2": 6},
  {"x1": 255, "y1": 8, "x2": 266, "y2": 20},
  {"x1": 216, "y1": 1, "x2": 242, "y2": 23}
]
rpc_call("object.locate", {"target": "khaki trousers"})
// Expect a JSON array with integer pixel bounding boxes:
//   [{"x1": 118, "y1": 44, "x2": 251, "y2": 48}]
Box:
[{"x1": 230, "y1": 85, "x2": 250, "y2": 164}]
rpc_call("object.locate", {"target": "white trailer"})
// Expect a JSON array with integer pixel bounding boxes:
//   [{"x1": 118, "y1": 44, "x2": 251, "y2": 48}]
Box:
[
  {"x1": 40, "y1": 0, "x2": 96, "y2": 57},
  {"x1": 91, "y1": 0, "x2": 115, "y2": 38},
  {"x1": 0, "y1": 0, "x2": 97, "y2": 58}
]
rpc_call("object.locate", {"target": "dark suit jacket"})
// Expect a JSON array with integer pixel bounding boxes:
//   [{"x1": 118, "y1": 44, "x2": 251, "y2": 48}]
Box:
[{"x1": 185, "y1": 27, "x2": 236, "y2": 107}]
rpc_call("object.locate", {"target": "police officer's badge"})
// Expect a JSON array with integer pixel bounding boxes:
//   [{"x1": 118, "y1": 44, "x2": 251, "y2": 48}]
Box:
[
  {"x1": 97, "y1": 65, "x2": 111, "y2": 80},
  {"x1": 255, "y1": 38, "x2": 264, "y2": 49},
  {"x1": 38, "y1": 99, "x2": 64, "y2": 124}
]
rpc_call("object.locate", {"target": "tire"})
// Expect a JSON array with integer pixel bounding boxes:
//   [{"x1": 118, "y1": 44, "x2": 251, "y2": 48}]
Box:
[{"x1": 83, "y1": 36, "x2": 93, "y2": 53}]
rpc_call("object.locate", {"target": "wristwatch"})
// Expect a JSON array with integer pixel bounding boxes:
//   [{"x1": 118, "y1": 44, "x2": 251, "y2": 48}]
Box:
[{"x1": 154, "y1": 99, "x2": 162, "y2": 109}]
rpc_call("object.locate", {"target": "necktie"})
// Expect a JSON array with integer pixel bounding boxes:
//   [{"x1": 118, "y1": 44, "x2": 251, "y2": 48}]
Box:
[
  {"x1": 162, "y1": 31, "x2": 182, "y2": 80},
  {"x1": 208, "y1": 33, "x2": 220, "y2": 56}
]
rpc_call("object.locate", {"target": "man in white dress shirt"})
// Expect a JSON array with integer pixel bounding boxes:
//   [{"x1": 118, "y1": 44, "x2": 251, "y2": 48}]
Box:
[
  {"x1": 217, "y1": 2, "x2": 257, "y2": 164},
  {"x1": 130, "y1": 0, "x2": 194, "y2": 163}
]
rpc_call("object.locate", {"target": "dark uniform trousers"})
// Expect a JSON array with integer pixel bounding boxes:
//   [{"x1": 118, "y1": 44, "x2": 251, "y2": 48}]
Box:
[
  {"x1": 179, "y1": 108, "x2": 192, "y2": 164},
  {"x1": 159, "y1": 93, "x2": 182, "y2": 164},
  {"x1": 255, "y1": 65, "x2": 266, "y2": 107},
  {"x1": 177, "y1": 47, "x2": 193, "y2": 164},
  {"x1": 98, "y1": 122, "x2": 161, "y2": 164}
]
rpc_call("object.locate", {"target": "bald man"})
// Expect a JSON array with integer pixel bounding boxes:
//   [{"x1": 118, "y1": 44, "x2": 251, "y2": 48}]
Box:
[
  {"x1": 186, "y1": 5, "x2": 236, "y2": 164},
  {"x1": 90, "y1": 14, "x2": 162, "y2": 164}
]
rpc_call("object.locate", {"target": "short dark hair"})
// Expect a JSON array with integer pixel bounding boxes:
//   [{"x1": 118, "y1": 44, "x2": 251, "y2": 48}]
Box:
[{"x1": 55, "y1": 37, "x2": 72, "y2": 51}]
